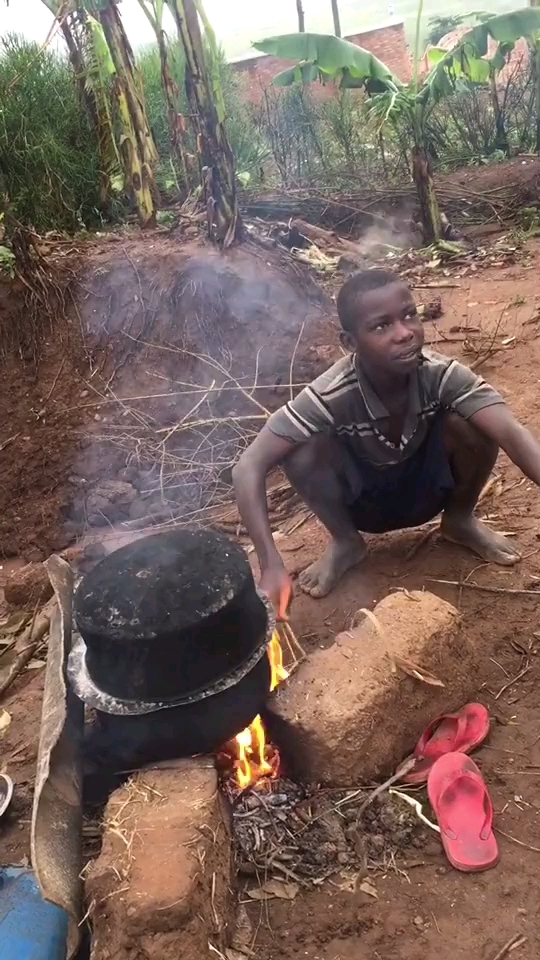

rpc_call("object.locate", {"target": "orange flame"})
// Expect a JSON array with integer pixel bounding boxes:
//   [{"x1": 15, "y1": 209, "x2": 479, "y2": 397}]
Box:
[
  {"x1": 268, "y1": 629, "x2": 289, "y2": 692},
  {"x1": 231, "y1": 630, "x2": 288, "y2": 789}
]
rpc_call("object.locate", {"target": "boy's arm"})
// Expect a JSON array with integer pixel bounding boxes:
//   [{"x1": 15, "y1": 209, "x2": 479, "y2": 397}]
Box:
[
  {"x1": 232, "y1": 425, "x2": 296, "y2": 618},
  {"x1": 470, "y1": 404, "x2": 540, "y2": 485}
]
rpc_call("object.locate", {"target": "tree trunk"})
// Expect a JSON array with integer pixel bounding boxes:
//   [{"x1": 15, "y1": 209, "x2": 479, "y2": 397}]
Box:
[
  {"x1": 156, "y1": 28, "x2": 190, "y2": 185},
  {"x1": 135, "y1": 0, "x2": 191, "y2": 187},
  {"x1": 330, "y1": 0, "x2": 341, "y2": 37},
  {"x1": 534, "y1": 40, "x2": 540, "y2": 154},
  {"x1": 296, "y1": 0, "x2": 305, "y2": 32},
  {"x1": 490, "y1": 76, "x2": 509, "y2": 155},
  {"x1": 411, "y1": 147, "x2": 442, "y2": 244},
  {"x1": 98, "y1": 4, "x2": 158, "y2": 167},
  {"x1": 530, "y1": 2, "x2": 540, "y2": 154},
  {"x1": 60, "y1": 15, "x2": 96, "y2": 121},
  {"x1": 166, "y1": 0, "x2": 242, "y2": 246},
  {"x1": 97, "y1": 1, "x2": 159, "y2": 225}
]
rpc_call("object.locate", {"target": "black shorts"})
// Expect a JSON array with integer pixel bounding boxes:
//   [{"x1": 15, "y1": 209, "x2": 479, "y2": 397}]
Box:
[{"x1": 343, "y1": 417, "x2": 455, "y2": 534}]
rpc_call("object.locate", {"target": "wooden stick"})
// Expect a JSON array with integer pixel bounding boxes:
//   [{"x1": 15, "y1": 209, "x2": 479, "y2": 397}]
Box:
[
  {"x1": 355, "y1": 758, "x2": 416, "y2": 822},
  {"x1": 494, "y1": 666, "x2": 531, "y2": 701},
  {"x1": 404, "y1": 527, "x2": 436, "y2": 561},
  {"x1": 426, "y1": 578, "x2": 540, "y2": 597}
]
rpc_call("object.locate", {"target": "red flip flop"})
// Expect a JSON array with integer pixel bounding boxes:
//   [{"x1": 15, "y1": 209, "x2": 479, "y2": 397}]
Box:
[
  {"x1": 400, "y1": 702, "x2": 490, "y2": 785},
  {"x1": 427, "y1": 752, "x2": 499, "y2": 872}
]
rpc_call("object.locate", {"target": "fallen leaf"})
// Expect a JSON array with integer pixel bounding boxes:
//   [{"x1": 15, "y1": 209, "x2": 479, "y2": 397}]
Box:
[
  {"x1": 1, "y1": 612, "x2": 30, "y2": 635},
  {"x1": 231, "y1": 905, "x2": 254, "y2": 955},
  {"x1": 0, "y1": 710, "x2": 11, "y2": 734},
  {"x1": 359, "y1": 880, "x2": 378, "y2": 899},
  {"x1": 393, "y1": 656, "x2": 445, "y2": 687},
  {"x1": 26, "y1": 659, "x2": 46, "y2": 670},
  {"x1": 247, "y1": 880, "x2": 299, "y2": 901}
]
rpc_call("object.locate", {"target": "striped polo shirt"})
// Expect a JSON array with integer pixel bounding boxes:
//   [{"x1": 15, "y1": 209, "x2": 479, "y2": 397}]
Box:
[{"x1": 267, "y1": 349, "x2": 504, "y2": 467}]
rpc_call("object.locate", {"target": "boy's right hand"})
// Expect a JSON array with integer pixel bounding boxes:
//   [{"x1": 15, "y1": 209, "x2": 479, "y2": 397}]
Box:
[{"x1": 259, "y1": 564, "x2": 292, "y2": 621}]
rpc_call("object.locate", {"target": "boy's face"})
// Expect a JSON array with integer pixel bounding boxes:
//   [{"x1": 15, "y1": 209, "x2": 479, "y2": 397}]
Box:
[{"x1": 342, "y1": 281, "x2": 424, "y2": 376}]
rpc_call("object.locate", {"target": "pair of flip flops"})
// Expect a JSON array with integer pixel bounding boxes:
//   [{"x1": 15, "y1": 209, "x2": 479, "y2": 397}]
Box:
[{"x1": 399, "y1": 703, "x2": 498, "y2": 872}]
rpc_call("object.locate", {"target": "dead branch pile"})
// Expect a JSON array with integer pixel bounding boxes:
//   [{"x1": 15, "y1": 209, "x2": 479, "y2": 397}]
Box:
[
  {"x1": 244, "y1": 162, "x2": 540, "y2": 232},
  {"x1": 223, "y1": 777, "x2": 426, "y2": 894}
]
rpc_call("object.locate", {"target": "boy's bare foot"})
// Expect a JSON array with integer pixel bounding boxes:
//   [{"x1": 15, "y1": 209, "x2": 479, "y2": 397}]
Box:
[
  {"x1": 441, "y1": 513, "x2": 520, "y2": 565},
  {"x1": 299, "y1": 535, "x2": 367, "y2": 598}
]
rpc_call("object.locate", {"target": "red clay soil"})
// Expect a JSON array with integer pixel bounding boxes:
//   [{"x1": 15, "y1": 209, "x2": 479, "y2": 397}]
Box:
[{"x1": 2, "y1": 236, "x2": 540, "y2": 959}]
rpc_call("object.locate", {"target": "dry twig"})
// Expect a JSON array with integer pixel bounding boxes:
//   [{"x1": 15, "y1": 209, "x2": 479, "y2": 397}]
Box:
[
  {"x1": 495, "y1": 828, "x2": 540, "y2": 854},
  {"x1": 494, "y1": 666, "x2": 531, "y2": 701},
  {"x1": 426, "y1": 578, "x2": 540, "y2": 597},
  {"x1": 489, "y1": 934, "x2": 528, "y2": 960},
  {"x1": 355, "y1": 758, "x2": 416, "y2": 822},
  {"x1": 0, "y1": 603, "x2": 53, "y2": 699}
]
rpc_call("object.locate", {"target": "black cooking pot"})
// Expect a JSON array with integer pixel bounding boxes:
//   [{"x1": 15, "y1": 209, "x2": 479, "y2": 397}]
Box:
[
  {"x1": 84, "y1": 652, "x2": 271, "y2": 787},
  {"x1": 74, "y1": 528, "x2": 268, "y2": 702},
  {"x1": 73, "y1": 527, "x2": 274, "y2": 800}
]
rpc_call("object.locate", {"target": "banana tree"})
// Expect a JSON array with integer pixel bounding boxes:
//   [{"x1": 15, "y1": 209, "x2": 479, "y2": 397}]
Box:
[
  {"x1": 43, "y1": 0, "x2": 159, "y2": 224},
  {"x1": 135, "y1": 0, "x2": 190, "y2": 179},
  {"x1": 40, "y1": 0, "x2": 122, "y2": 210},
  {"x1": 164, "y1": 0, "x2": 241, "y2": 245},
  {"x1": 41, "y1": 1, "x2": 98, "y2": 125},
  {"x1": 90, "y1": 1, "x2": 159, "y2": 205},
  {"x1": 254, "y1": 6, "x2": 540, "y2": 242}
]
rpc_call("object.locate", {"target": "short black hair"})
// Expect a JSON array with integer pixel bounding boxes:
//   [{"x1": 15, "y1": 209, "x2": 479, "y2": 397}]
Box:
[{"x1": 337, "y1": 268, "x2": 401, "y2": 333}]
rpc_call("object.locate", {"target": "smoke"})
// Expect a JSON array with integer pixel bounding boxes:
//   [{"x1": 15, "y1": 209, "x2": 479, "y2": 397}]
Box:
[
  {"x1": 62, "y1": 243, "x2": 332, "y2": 556},
  {"x1": 356, "y1": 213, "x2": 421, "y2": 260}
]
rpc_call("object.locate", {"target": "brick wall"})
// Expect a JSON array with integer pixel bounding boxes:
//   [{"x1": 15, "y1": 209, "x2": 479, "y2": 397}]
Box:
[{"x1": 231, "y1": 21, "x2": 411, "y2": 105}]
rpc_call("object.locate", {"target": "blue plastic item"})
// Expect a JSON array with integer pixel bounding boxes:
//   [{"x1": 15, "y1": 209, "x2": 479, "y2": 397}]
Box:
[{"x1": 0, "y1": 867, "x2": 69, "y2": 960}]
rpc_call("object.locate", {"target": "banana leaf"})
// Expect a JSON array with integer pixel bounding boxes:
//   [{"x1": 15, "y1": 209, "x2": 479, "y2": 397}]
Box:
[
  {"x1": 425, "y1": 7, "x2": 540, "y2": 104},
  {"x1": 253, "y1": 33, "x2": 403, "y2": 92},
  {"x1": 256, "y1": 8, "x2": 540, "y2": 105}
]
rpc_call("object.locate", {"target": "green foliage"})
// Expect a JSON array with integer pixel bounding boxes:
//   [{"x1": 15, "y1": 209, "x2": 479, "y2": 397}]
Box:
[
  {"x1": 0, "y1": 28, "x2": 264, "y2": 231},
  {"x1": 0, "y1": 245, "x2": 16, "y2": 279},
  {"x1": 253, "y1": 33, "x2": 402, "y2": 93},
  {"x1": 3, "y1": 7, "x2": 540, "y2": 236},
  {"x1": 425, "y1": 8, "x2": 540, "y2": 100},
  {"x1": 0, "y1": 34, "x2": 101, "y2": 231}
]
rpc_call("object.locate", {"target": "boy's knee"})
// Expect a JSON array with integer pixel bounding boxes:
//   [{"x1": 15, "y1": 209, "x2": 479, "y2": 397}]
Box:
[
  {"x1": 442, "y1": 411, "x2": 498, "y2": 459},
  {"x1": 283, "y1": 435, "x2": 337, "y2": 484}
]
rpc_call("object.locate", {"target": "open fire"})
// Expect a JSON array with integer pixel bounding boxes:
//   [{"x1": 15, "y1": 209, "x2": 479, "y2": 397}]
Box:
[{"x1": 229, "y1": 630, "x2": 289, "y2": 789}]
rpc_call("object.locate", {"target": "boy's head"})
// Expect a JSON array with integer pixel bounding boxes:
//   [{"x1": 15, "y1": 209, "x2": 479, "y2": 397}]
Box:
[{"x1": 337, "y1": 268, "x2": 424, "y2": 375}]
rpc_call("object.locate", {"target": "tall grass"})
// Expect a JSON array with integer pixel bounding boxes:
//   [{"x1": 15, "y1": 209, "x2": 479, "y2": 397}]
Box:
[{"x1": 0, "y1": 35, "x2": 101, "y2": 232}]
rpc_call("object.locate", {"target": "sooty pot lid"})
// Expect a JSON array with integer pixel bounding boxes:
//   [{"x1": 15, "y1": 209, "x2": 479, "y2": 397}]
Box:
[{"x1": 74, "y1": 528, "x2": 255, "y2": 643}]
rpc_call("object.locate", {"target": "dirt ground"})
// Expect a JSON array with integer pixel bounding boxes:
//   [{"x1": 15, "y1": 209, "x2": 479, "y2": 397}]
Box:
[{"x1": 2, "y1": 229, "x2": 540, "y2": 959}]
